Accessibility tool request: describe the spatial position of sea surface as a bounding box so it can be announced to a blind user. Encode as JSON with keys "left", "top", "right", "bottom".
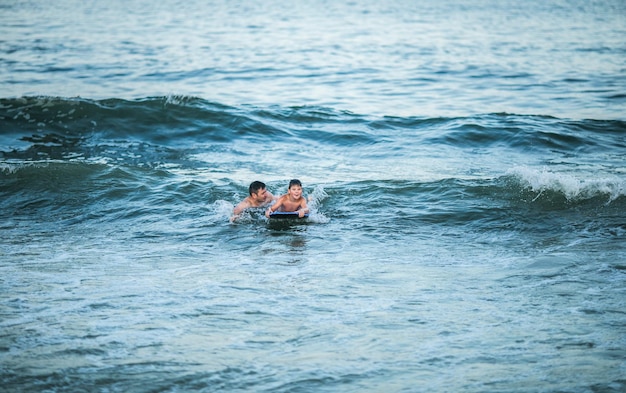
{"left": 1, "top": 1, "right": 625, "bottom": 392}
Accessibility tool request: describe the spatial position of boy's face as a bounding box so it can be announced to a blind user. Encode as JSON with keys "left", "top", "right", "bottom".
{"left": 252, "top": 187, "right": 267, "bottom": 202}
{"left": 288, "top": 185, "right": 302, "bottom": 199}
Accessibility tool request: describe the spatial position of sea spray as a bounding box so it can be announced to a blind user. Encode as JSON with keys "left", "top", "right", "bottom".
{"left": 508, "top": 166, "right": 626, "bottom": 204}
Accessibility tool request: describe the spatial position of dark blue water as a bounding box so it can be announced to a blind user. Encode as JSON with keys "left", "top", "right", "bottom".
{"left": 1, "top": 1, "right": 625, "bottom": 392}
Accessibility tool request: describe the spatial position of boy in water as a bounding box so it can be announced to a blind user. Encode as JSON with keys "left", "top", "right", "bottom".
{"left": 231, "top": 181, "right": 275, "bottom": 221}
{"left": 265, "top": 179, "right": 309, "bottom": 218}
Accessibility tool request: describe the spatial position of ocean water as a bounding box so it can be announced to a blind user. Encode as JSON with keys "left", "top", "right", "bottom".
{"left": 1, "top": 1, "right": 625, "bottom": 392}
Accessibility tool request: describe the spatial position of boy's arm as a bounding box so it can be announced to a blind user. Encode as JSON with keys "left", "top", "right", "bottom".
{"left": 265, "top": 197, "right": 283, "bottom": 217}
{"left": 298, "top": 198, "right": 309, "bottom": 217}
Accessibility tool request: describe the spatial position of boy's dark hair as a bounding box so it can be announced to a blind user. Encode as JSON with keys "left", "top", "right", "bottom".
{"left": 249, "top": 181, "right": 266, "bottom": 195}
{"left": 288, "top": 179, "right": 302, "bottom": 188}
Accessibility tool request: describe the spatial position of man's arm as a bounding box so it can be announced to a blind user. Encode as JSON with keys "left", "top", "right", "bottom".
{"left": 233, "top": 199, "right": 250, "bottom": 216}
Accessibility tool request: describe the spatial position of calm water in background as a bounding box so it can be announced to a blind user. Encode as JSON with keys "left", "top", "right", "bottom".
{"left": 1, "top": 1, "right": 625, "bottom": 392}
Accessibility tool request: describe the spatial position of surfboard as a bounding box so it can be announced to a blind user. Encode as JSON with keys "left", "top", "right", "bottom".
{"left": 269, "top": 211, "right": 309, "bottom": 219}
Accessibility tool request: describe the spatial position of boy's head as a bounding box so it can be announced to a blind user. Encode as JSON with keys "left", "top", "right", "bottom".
{"left": 287, "top": 179, "right": 303, "bottom": 199}
{"left": 288, "top": 179, "right": 302, "bottom": 189}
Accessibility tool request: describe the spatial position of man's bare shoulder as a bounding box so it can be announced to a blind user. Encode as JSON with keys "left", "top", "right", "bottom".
{"left": 240, "top": 197, "right": 255, "bottom": 207}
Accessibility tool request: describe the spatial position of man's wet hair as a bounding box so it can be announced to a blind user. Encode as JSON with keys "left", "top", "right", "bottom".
{"left": 249, "top": 181, "right": 266, "bottom": 195}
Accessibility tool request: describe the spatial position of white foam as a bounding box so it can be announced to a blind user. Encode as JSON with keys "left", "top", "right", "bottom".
{"left": 0, "top": 160, "right": 55, "bottom": 174}
{"left": 307, "top": 185, "right": 330, "bottom": 223}
{"left": 213, "top": 199, "right": 235, "bottom": 219}
{"left": 507, "top": 166, "right": 625, "bottom": 202}
{"left": 0, "top": 162, "right": 20, "bottom": 174}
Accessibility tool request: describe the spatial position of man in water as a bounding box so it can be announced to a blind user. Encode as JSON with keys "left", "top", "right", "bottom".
{"left": 231, "top": 181, "right": 275, "bottom": 221}
{"left": 265, "top": 179, "right": 309, "bottom": 218}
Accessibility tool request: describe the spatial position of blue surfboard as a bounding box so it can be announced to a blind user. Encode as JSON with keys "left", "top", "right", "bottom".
{"left": 269, "top": 211, "right": 309, "bottom": 219}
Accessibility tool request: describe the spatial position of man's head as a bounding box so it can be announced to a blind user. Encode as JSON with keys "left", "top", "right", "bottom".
{"left": 249, "top": 181, "right": 268, "bottom": 202}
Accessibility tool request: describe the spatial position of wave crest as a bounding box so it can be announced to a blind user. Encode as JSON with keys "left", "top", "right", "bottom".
{"left": 507, "top": 166, "right": 625, "bottom": 204}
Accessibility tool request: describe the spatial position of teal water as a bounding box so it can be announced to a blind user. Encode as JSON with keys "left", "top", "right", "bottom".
{"left": 2, "top": 0, "right": 625, "bottom": 119}
{"left": 1, "top": 1, "right": 626, "bottom": 392}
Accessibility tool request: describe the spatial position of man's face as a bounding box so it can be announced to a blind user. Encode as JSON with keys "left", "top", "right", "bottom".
{"left": 252, "top": 188, "right": 267, "bottom": 202}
